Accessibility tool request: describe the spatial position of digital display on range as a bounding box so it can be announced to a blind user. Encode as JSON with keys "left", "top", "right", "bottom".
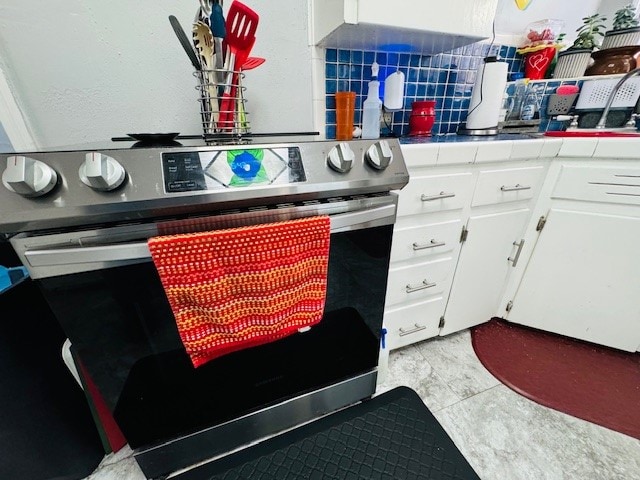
{"left": 162, "top": 147, "right": 306, "bottom": 193}
{"left": 163, "top": 152, "right": 207, "bottom": 193}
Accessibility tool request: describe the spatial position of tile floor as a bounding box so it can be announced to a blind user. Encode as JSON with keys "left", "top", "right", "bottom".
{"left": 85, "top": 330, "right": 640, "bottom": 479}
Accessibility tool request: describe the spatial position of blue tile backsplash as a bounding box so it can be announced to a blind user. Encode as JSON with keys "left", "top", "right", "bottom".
{"left": 323, "top": 42, "right": 596, "bottom": 138}
{"left": 325, "top": 43, "right": 525, "bottom": 138}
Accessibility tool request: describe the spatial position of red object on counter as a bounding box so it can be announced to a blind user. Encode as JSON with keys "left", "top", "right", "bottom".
{"left": 524, "top": 46, "right": 556, "bottom": 80}
{"left": 556, "top": 85, "right": 580, "bottom": 95}
{"left": 544, "top": 131, "right": 640, "bottom": 137}
{"left": 411, "top": 100, "right": 436, "bottom": 116}
{"left": 409, "top": 100, "right": 436, "bottom": 136}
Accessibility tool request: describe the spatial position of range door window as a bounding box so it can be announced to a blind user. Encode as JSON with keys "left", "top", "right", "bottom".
{"left": 38, "top": 220, "right": 393, "bottom": 448}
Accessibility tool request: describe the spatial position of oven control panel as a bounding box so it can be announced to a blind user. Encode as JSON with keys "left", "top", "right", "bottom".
{"left": 0, "top": 138, "right": 408, "bottom": 234}
{"left": 162, "top": 147, "right": 306, "bottom": 193}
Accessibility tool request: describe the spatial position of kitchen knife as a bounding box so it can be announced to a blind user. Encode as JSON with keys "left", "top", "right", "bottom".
{"left": 168, "top": 15, "right": 202, "bottom": 71}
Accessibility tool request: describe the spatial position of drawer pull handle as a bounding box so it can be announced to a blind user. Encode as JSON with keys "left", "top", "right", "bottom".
{"left": 500, "top": 184, "right": 531, "bottom": 192}
{"left": 421, "top": 191, "right": 456, "bottom": 202}
{"left": 399, "top": 323, "right": 427, "bottom": 336}
{"left": 508, "top": 239, "right": 525, "bottom": 267}
{"left": 606, "top": 192, "right": 640, "bottom": 197}
{"left": 406, "top": 280, "right": 436, "bottom": 293}
{"left": 412, "top": 239, "right": 446, "bottom": 251}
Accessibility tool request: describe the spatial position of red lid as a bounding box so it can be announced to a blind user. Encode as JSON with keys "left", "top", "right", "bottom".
{"left": 412, "top": 100, "right": 436, "bottom": 108}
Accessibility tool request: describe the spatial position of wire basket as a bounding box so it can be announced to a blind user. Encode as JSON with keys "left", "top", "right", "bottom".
{"left": 575, "top": 78, "right": 640, "bottom": 111}
{"left": 194, "top": 69, "right": 250, "bottom": 137}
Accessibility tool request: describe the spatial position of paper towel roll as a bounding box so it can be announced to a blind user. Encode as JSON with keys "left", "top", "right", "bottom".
{"left": 465, "top": 57, "right": 508, "bottom": 130}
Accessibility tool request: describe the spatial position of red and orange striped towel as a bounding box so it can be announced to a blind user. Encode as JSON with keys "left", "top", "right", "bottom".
{"left": 148, "top": 216, "right": 330, "bottom": 367}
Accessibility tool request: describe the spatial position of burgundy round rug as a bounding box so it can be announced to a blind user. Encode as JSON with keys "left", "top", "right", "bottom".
{"left": 471, "top": 319, "right": 640, "bottom": 440}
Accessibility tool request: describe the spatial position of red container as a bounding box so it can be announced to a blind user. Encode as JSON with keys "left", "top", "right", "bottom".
{"left": 409, "top": 100, "right": 436, "bottom": 136}
{"left": 411, "top": 100, "right": 436, "bottom": 116}
{"left": 524, "top": 46, "right": 556, "bottom": 80}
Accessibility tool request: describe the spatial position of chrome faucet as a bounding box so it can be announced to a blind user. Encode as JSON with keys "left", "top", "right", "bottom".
{"left": 596, "top": 67, "right": 640, "bottom": 129}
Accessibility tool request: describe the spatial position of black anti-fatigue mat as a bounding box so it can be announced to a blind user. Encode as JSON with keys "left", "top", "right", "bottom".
{"left": 176, "top": 386, "right": 480, "bottom": 480}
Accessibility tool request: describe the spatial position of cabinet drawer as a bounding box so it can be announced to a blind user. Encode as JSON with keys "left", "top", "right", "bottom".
{"left": 385, "top": 297, "right": 445, "bottom": 350}
{"left": 385, "top": 257, "right": 453, "bottom": 306}
{"left": 552, "top": 164, "right": 640, "bottom": 206}
{"left": 472, "top": 166, "right": 545, "bottom": 207}
{"left": 397, "top": 172, "right": 474, "bottom": 217}
{"left": 390, "top": 219, "right": 462, "bottom": 263}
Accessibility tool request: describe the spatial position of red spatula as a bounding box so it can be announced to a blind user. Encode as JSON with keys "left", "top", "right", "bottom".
{"left": 218, "top": 1, "right": 259, "bottom": 131}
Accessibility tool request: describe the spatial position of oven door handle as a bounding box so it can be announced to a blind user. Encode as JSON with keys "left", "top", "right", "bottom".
{"left": 24, "top": 204, "right": 397, "bottom": 268}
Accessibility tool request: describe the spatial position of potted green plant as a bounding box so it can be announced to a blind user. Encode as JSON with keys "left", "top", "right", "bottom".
{"left": 554, "top": 14, "right": 607, "bottom": 78}
{"left": 602, "top": 4, "right": 640, "bottom": 49}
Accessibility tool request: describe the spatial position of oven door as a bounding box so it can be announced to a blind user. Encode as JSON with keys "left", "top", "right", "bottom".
{"left": 10, "top": 194, "right": 397, "bottom": 478}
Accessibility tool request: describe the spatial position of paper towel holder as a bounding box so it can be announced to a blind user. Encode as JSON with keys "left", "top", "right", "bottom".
{"left": 457, "top": 56, "right": 507, "bottom": 136}
{"left": 457, "top": 124, "right": 499, "bottom": 136}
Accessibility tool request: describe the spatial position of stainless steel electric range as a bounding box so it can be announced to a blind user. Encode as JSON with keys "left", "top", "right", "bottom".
{"left": 0, "top": 136, "right": 409, "bottom": 479}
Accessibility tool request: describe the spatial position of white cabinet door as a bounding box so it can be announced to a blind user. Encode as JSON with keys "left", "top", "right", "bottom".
{"left": 508, "top": 209, "right": 640, "bottom": 352}
{"left": 440, "top": 209, "right": 530, "bottom": 335}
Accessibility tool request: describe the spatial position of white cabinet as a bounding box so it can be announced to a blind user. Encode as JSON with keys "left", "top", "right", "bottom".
{"left": 442, "top": 209, "right": 530, "bottom": 335}
{"left": 383, "top": 146, "right": 547, "bottom": 351}
{"left": 508, "top": 209, "right": 640, "bottom": 352}
{"left": 309, "top": 0, "right": 499, "bottom": 55}
{"left": 437, "top": 165, "right": 547, "bottom": 335}
{"left": 384, "top": 168, "right": 470, "bottom": 349}
{"left": 505, "top": 160, "right": 640, "bottom": 352}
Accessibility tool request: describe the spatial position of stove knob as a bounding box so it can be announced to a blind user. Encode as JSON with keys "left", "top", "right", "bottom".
{"left": 365, "top": 140, "right": 394, "bottom": 170}
{"left": 2, "top": 155, "right": 58, "bottom": 197}
{"left": 79, "top": 152, "right": 126, "bottom": 191}
{"left": 327, "top": 142, "right": 355, "bottom": 173}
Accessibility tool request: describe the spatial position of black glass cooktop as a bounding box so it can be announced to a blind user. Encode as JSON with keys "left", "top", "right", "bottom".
{"left": 0, "top": 132, "right": 322, "bottom": 155}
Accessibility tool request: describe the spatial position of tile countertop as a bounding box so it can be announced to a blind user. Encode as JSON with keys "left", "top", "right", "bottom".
{"left": 396, "top": 133, "right": 640, "bottom": 167}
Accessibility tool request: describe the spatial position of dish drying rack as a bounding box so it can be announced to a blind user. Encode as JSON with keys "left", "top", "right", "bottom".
{"left": 575, "top": 77, "right": 640, "bottom": 111}
{"left": 195, "top": 68, "right": 250, "bottom": 137}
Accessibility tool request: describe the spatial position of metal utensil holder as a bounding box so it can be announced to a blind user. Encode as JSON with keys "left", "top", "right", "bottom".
{"left": 194, "top": 68, "right": 250, "bottom": 137}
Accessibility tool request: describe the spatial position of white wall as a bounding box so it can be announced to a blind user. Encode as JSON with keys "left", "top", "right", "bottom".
{"left": 0, "top": 1, "right": 313, "bottom": 148}
{"left": 495, "top": 0, "right": 601, "bottom": 45}
{"left": 494, "top": 0, "right": 638, "bottom": 46}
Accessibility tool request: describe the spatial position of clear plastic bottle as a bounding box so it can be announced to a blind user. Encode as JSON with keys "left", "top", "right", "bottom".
{"left": 499, "top": 92, "right": 511, "bottom": 123}
{"left": 520, "top": 85, "right": 540, "bottom": 121}
{"left": 507, "top": 75, "right": 528, "bottom": 121}
{"left": 362, "top": 62, "right": 382, "bottom": 139}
